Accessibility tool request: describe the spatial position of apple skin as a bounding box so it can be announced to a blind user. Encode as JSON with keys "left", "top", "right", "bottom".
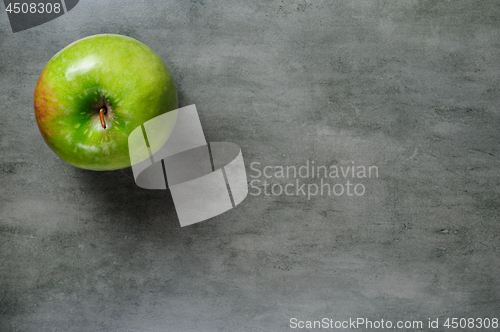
{"left": 34, "top": 34, "right": 178, "bottom": 171}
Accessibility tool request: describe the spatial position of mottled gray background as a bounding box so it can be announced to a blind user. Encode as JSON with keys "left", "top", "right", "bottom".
{"left": 1, "top": 1, "right": 499, "bottom": 331}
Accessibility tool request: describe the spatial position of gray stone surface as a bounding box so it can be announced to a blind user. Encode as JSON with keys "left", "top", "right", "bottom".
{"left": 1, "top": 0, "right": 499, "bottom": 331}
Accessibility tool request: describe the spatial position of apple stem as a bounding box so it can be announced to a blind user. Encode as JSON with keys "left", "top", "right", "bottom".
{"left": 99, "top": 108, "right": 106, "bottom": 129}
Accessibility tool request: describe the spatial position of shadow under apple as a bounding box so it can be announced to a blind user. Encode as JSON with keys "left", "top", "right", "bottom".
{"left": 71, "top": 166, "right": 180, "bottom": 233}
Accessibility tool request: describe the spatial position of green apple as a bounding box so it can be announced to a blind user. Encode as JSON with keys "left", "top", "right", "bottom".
{"left": 34, "top": 34, "right": 177, "bottom": 171}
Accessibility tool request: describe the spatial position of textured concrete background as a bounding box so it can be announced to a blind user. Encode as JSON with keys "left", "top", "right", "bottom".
{"left": 1, "top": 1, "right": 499, "bottom": 331}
